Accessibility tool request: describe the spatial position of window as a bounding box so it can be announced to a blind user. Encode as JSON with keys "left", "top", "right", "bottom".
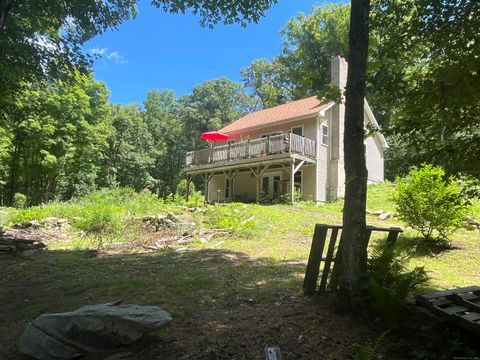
{"left": 225, "top": 178, "right": 231, "bottom": 198}
{"left": 291, "top": 126, "right": 303, "bottom": 137}
{"left": 321, "top": 124, "right": 329, "bottom": 146}
{"left": 294, "top": 171, "right": 302, "bottom": 192}
{"left": 262, "top": 177, "right": 269, "bottom": 194}
{"left": 261, "top": 131, "right": 282, "bottom": 138}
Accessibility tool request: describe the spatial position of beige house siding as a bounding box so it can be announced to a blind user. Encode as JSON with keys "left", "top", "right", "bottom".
{"left": 219, "top": 116, "right": 318, "bottom": 144}
{"left": 365, "top": 135, "right": 384, "bottom": 183}
{"left": 208, "top": 174, "right": 227, "bottom": 203}
{"left": 316, "top": 115, "right": 329, "bottom": 202}
{"left": 301, "top": 165, "right": 316, "bottom": 201}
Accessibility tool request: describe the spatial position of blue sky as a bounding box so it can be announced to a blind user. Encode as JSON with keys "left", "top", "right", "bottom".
{"left": 85, "top": 1, "right": 338, "bottom": 104}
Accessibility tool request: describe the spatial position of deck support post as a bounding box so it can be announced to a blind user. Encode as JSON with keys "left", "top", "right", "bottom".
{"left": 290, "top": 161, "right": 295, "bottom": 205}
{"left": 256, "top": 166, "right": 261, "bottom": 203}
{"left": 186, "top": 174, "right": 191, "bottom": 202}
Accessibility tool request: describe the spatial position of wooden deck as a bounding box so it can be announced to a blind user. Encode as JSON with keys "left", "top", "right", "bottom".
{"left": 185, "top": 133, "right": 316, "bottom": 170}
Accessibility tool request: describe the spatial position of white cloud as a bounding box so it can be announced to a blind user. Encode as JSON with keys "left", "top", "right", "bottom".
{"left": 88, "top": 47, "right": 126, "bottom": 64}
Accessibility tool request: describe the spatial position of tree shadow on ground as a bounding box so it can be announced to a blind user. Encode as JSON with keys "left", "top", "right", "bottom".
{"left": 0, "top": 247, "right": 375, "bottom": 360}
{"left": 388, "top": 234, "right": 461, "bottom": 258}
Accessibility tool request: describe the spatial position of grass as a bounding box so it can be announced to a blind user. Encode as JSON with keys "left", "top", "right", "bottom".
{"left": 0, "top": 183, "right": 479, "bottom": 358}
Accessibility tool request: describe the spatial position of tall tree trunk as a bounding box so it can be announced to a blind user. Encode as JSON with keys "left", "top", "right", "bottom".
{"left": 330, "top": 0, "right": 371, "bottom": 311}
{"left": 0, "top": 0, "right": 12, "bottom": 30}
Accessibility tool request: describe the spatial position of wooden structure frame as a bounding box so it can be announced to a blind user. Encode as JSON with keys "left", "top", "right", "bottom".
{"left": 303, "top": 224, "right": 403, "bottom": 294}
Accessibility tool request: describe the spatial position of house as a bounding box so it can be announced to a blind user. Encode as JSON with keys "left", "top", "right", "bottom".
{"left": 184, "top": 56, "right": 388, "bottom": 204}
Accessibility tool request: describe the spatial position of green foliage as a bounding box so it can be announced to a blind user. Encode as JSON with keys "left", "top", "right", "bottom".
{"left": 6, "top": 188, "right": 174, "bottom": 237}
{"left": 204, "top": 203, "right": 259, "bottom": 238}
{"left": 354, "top": 331, "right": 389, "bottom": 360}
{"left": 150, "top": 0, "right": 278, "bottom": 28}
{"left": 279, "top": 189, "right": 302, "bottom": 204}
{"left": 394, "top": 165, "right": 471, "bottom": 241}
{"left": 367, "top": 245, "right": 428, "bottom": 322}
{"left": 372, "top": 0, "right": 480, "bottom": 178}
{"left": 241, "top": 4, "right": 350, "bottom": 108}
{"left": 12, "top": 193, "right": 27, "bottom": 209}
{"left": 176, "top": 179, "right": 195, "bottom": 197}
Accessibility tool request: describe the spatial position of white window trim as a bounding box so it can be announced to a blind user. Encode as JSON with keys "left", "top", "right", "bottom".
{"left": 291, "top": 125, "right": 304, "bottom": 137}
{"left": 321, "top": 124, "right": 329, "bottom": 147}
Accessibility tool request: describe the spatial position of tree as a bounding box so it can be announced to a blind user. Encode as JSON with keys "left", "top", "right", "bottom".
{"left": 1, "top": 0, "right": 278, "bottom": 123}
{"left": 105, "top": 104, "right": 156, "bottom": 191}
{"left": 241, "top": 4, "right": 350, "bottom": 108}
{"left": 240, "top": 58, "right": 295, "bottom": 108}
{"left": 179, "top": 78, "right": 256, "bottom": 150}
{"left": 0, "top": 0, "right": 137, "bottom": 122}
{"left": 371, "top": 0, "right": 480, "bottom": 178}
{"left": 2, "top": 73, "right": 111, "bottom": 204}
{"left": 330, "top": 0, "right": 371, "bottom": 311}
{"left": 144, "top": 89, "right": 185, "bottom": 196}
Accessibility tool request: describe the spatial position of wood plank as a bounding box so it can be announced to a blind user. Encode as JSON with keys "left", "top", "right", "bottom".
{"left": 318, "top": 228, "right": 339, "bottom": 292}
{"left": 303, "top": 224, "right": 329, "bottom": 295}
{"left": 440, "top": 305, "right": 469, "bottom": 315}
{"left": 450, "top": 293, "right": 480, "bottom": 312}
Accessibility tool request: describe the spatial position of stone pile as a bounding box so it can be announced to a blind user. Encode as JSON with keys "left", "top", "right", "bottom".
{"left": 142, "top": 212, "right": 195, "bottom": 234}
{"left": 465, "top": 218, "right": 480, "bottom": 232}
{"left": 12, "top": 217, "right": 69, "bottom": 230}
{"left": 0, "top": 226, "right": 46, "bottom": 258}
{"left": 366, "top": 209, "right": 395, "bottom": 220}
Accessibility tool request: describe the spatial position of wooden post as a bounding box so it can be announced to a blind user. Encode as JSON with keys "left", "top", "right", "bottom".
{"left": 255, "top": 167, "right": 261, "bottom": 203}
{"left": 290, "top": 160, "right": 295, "bottom": 205}
{"left": 204, "top": 174, "right": 208, "bottom": 204}
{"left": 303, "top": 224, "right": 329, "bottom": 294}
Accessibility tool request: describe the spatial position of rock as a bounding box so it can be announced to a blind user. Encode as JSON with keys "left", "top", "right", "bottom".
{"left": 379, "top": 211, "right": 393, "bottom": 220}
{"left": 18, "top": 303, "right": 172, "bottom": 360}
{"left": 166, "top": 212, "right": 180, "bottom": 223}
{"left": 373, "top": 210, "right": 384, "bottom": 215}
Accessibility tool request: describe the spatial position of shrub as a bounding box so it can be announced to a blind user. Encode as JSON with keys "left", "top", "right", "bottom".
{"left": 394, "top": 164, "right": 470, "bottom": 241}
{"left": 367, "top": 245, "right": 429, "bottom": 322}
{"left": 12, "top": 193, "right": 27, "bottom": 209}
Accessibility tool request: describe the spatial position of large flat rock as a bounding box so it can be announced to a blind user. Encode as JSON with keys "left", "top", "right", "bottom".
{"left": 18, "top": 303, "right": 172, "bottom": 360}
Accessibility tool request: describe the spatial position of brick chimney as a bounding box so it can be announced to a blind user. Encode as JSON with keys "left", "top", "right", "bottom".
{"left": 328, "top": 56, "right": 348, "bottom": 200}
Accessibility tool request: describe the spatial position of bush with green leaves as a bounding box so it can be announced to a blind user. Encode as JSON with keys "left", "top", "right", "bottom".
{"left": 367, "top": 245, "right": 428, "bottom": 322}
{"left": 12, "top": 193, "right": 27, "bottom": 209}
{"left": 394, "top": 164, "right": 470, "bottom": 241}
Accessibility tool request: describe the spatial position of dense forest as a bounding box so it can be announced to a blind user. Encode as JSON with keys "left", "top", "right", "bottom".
{"left": 1, "top": 2, "right": 478, "bottom": 206}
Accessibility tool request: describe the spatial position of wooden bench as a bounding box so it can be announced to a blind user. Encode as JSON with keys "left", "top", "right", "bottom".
{"left": 303, "top": 224, "right": 403, "bottom": 295}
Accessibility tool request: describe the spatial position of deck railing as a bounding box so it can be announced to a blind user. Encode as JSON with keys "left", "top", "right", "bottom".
{"left": 186, "top": 133, "right": 316, "bottom": 167}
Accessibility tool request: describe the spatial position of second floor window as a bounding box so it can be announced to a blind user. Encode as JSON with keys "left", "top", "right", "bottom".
{"left": 291, "top": 126, "right": 303, "bottom": 137}
{"left": 321, "top": 124, "right": 329, "bottom": 146}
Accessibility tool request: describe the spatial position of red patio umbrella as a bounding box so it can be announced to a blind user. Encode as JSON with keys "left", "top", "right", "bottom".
{"left": 200, "top": 131, "right": 230, "bottom": 141}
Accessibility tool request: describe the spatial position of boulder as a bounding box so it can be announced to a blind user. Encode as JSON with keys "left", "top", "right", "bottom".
{"left": 379, "top": 211, "right": 393, "bottom": 220}
{"left": 18, "top": 302, "right": 172, "bottom": 360}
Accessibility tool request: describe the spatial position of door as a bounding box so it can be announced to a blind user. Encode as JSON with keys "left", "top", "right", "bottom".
{"left": 261, "top": 172, "right": 282, "bottom": 200}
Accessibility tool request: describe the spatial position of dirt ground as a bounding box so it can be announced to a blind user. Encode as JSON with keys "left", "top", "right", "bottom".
{"left": 1, "top": 239, "right": 479, "bottom": 359}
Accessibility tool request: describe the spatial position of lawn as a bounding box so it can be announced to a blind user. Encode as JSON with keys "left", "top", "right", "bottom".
{"left": 0, "top": 184, "right": 479, "bottom": 359}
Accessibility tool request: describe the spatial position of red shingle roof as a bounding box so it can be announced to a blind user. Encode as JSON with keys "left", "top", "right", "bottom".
{"left": 220, "top": 96, "right": 334, "bottom": 134}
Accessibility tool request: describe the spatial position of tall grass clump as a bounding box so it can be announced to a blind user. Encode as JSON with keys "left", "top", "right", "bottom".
{"left": 204, "top": 203, "right": 260, "bottom": 238}
{"left": 4, "top": 188, "right": 173, "bottom": 237}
